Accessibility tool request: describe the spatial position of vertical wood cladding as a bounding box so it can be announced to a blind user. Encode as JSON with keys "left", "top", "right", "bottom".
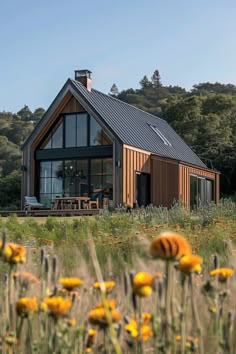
{"left": 61, "top": 96, "right": 85, "bottom": 113}
{"left": 179, "top": 164, "right": 219, "bottom": 207}
{"left": 151, "top": 156, "right": 179, "bottom": 208}
{"left": 123, "top": 146, "right": 151, "bottom": 206}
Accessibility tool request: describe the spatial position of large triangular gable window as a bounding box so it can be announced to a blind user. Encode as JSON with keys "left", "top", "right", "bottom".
{"left": 149, "top": 124, "right": 172, "bottom": 146}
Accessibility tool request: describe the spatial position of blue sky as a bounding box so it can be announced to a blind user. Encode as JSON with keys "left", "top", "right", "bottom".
{"left": 0, "top": 0, "right": 236, "bottom": 112}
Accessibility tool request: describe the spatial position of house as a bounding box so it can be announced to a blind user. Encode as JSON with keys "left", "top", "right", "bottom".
{"left": 22, "top": 70, "right": 220, "bottom": 209}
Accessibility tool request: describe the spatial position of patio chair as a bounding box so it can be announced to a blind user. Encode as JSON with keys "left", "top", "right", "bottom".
{"left": 24, "top": 196, "right": 43, "bottom": 211}
{"left": 89, "top": 198, "right": 99, "bottom": 209}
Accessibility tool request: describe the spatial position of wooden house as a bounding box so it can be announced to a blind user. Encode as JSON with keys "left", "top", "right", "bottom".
{"left": 22, "top": 70, "right": 220, "bottom": 209}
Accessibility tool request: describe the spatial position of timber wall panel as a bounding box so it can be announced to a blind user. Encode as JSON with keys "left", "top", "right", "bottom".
{"left": 123, "top": 146, "right": 151, "bottom": 206}
{"left": 61, "top": 96, "right": 85, "bottom": 113}
{"left": 151, "top": 156, "right": 179, "bottom": 208}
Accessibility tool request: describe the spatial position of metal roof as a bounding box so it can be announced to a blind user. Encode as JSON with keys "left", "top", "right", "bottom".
{"left": 23, "top": 78, "right": 206, "bottom": 168}
{"left": 70, "top": 79, "right": 206, "bottom": 168}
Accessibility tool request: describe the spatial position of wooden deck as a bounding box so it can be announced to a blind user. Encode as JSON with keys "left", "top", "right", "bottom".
{"left": 0, "top": 208, "right": 100, "bottom": 217}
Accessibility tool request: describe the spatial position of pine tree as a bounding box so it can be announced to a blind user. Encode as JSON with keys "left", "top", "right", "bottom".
{"left": 151, "top": 70, "right": 162, "bottom": 88}
{"left": 110, "top": 83, "right": 119, "bottom": 96}
{"left": 139, "top": 75, "right": 151, "bottom": 89}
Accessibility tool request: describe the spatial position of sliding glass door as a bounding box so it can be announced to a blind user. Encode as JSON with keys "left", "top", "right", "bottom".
{"left": 39, "top": 158, "right": 113, "bottom": 207}
{"left": 190, "top": 175, "right": 214, "bottom": 209}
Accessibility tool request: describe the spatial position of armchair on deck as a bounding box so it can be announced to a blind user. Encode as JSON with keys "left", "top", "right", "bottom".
{"left": 24, "top": 196, "right": 43, "bottom": 211}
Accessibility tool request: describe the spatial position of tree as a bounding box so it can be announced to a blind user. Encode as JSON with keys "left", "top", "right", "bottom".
{"left": 151, "top": 70, "right": 162, "bottom": 88}
{"left": 17, "top": 105, "right": 32, "bottom": 121}
{"left": 31, "top": 108, "right": 45, "bottom": 124}
{"left": 110, "top": 83, "right": 119, "bottom": 96}
{"left": 139, "top": 75, "right": 151, "bottom": 89}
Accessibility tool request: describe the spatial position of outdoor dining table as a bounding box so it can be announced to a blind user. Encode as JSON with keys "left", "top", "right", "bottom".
{"left": 53, "top": 197, "right": 90, "bottom": 210}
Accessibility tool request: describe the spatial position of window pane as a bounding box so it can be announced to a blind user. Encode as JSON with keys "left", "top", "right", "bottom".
{"left": 40, "top": 178, "right": 51, "bottom": 194}
{"left": 206, "top": 180, "right": 213, "bottom": 204}
{"left": 52, "top": 161, "right": 63, "bottom": 178}
{"left": 190, "top": 176, "right": 198, "bottom": 209}
{"left": 103, "top": 158, "right": 113, "bottom": 175}
{"left": 65, "top": 115, "right": 76, "bottom": 147}
{"left": 40, "top": 161, "right": 51, "bottom": 178}
{"left": 52, "top": 178, "right": 63, "bottom": 194}
{"left": 77, "top": 114, "right": 87, "bottom": 146}
{"left": 52, "top": 123, "right": 63, "bottom": 148}
{"left": 43, "top": 136, "right": 52, "bottom": 149}
{"left": 90, "top": 116, "right": 101, "bottom": 146}
{"left": 64, "top": 177, "right": 76, "bottom": 196}
{"left": 91, "top": 159, "right": 102, "bottom": 175}
{"left": 39, "top": 194, "right": 51, "bottom": 208}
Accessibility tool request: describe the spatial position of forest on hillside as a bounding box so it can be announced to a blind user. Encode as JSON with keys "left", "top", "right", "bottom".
{"left": 0, "top": 70, "right": 236, "bottom": 209}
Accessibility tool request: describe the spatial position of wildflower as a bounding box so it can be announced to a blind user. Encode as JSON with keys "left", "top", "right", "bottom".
{"left": 13, "top": 272, "right": 40, "bottom": 284}
{"left": 209, "top": 268, "right": 234, "bottom": 282}
{"left": 150, "top": 232, "right": 191, "bottom": 260}
{"left": 88, "top": 301, "right": 121, "bottom": 326}
{"left": 95, "top": 299, "right": 117, "bottom": 310}
{"left": 178, "top": 255, "right": 203, "bottom": 274}
{"left": 0, "top": 241, "right": 26, "bottom": 264}
{"left": 59, "top": 277, "right": 83, "bottom": 291}
{"left": 124, "top": 313, "right": 153, "bottom": 341}
{"left": 85, "top": 329, "right": 97, "bottom": 352}
{"left": 132, "top": 272, "right": 161, "bottom": 297}
{"left": 93, "top": 281, "right": 116, "bottom": 292}
{"left": 16, "top": 297, "right": 38, "bottom": 318}
{"left": 43, "top": 296, "right": 72, "bottom": 316}
{"left": 65, "top": 318, "right": 77, "bottom": 327}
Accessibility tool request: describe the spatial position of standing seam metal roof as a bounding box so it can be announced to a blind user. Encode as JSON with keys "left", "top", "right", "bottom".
{"left": 70, "top": 79, "right": 206, "bottom": 168}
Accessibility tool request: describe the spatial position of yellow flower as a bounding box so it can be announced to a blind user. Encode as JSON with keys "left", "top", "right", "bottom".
{"left": 94, "top": 299, "right": 117, "bottom": 310}
{"left": 13, "top": 271, "right": 40, "bottom": 284}
{"left": 133, "top": 272, "right": 160, "bottom": 297}
{"left": 16, "top": 297, "right": 38, "bottom": 317}
{"left": 150, "top": 232, "right": 191, "bottom": 260}
{"left": 86, "top": 329, "right": 97, "bottom": 352}
{"left": 65, "top": 318, "right": 77, "bottom": 327}
{"left": 93, "top": 281, "right": 116, "bottom": 292}
{"left": 43, "top": 296, "right": 72, "bottom": 316}
{"left": 0, "top": 241, "right": 26, "bottom": 264}
{"left": 124, "top": 313, "right": 153, "bottom": 341}
{"left": 88, "top": 301, "right": 121, "bottom": 326}
{"left": 178, "top": 255, "right": 203, "bottom": 274}
{"left": 209, "top": 268, "right": 234, "bottom": 282}
{"left": 59, "top": 277, "right": 83, "bottom": 291}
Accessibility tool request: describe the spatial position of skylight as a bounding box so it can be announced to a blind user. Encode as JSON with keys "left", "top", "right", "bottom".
{"left": 149, "top": 124, "right": 172, "bottom": 146}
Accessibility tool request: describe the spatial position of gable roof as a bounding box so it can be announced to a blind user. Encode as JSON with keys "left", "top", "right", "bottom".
{"left": 23, "top": 78, "right": 207, "bottom": 168}
{"left": 70, "top": 79, "right": 206, "bottom": 168}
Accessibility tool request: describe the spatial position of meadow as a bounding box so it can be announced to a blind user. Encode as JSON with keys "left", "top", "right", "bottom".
{"left": 0, "top": 199, "right": 236, "bottom": 353}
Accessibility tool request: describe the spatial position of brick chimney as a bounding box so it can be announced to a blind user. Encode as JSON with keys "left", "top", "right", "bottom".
{"left": 74, "top": 69, "right": 92, "bottom": 92}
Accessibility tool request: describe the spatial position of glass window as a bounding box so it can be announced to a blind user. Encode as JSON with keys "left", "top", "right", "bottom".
{"left": 90, "top": 116, "right": 112, "bottom": 146}
{"left": 206, "top": 180, "right": 214, "bottom": 204}
{"left": 52, "top": 123, "right": 63, "bottom": 148}
{"left": 91, "top": 159, "right": 102, "bottom": 175}
{"left": 65, "top": 115, "right": 76, "bottom": 147}
{"left": 40, "top": 161, "right": 51, "bottom": 178}
{"left": 77, "top": 114, "right": 87, "bottom": 146}
{"left": 52, "top": 161, "right": 63, "bottom": 178}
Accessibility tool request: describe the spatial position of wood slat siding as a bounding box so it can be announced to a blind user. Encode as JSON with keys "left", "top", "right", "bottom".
{"left": 151, "top": 156, "right": 179, "bottom": 208}
{"left": 179, "top": 164, "right": 219, "bottom": 207}
{"left": 61, "top": 95, "right": 85, "bottom": 113}
{"left": 123, "top": 145, "right": 151, "bottom": 206}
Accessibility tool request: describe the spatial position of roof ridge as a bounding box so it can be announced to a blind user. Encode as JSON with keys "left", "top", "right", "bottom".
{"left": 70, "top": 79, "right": 167, "bottom": 124}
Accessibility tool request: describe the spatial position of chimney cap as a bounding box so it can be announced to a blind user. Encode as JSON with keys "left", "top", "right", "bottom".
{"left": 74, "top": 69, "right": 92, "bottom": 79}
